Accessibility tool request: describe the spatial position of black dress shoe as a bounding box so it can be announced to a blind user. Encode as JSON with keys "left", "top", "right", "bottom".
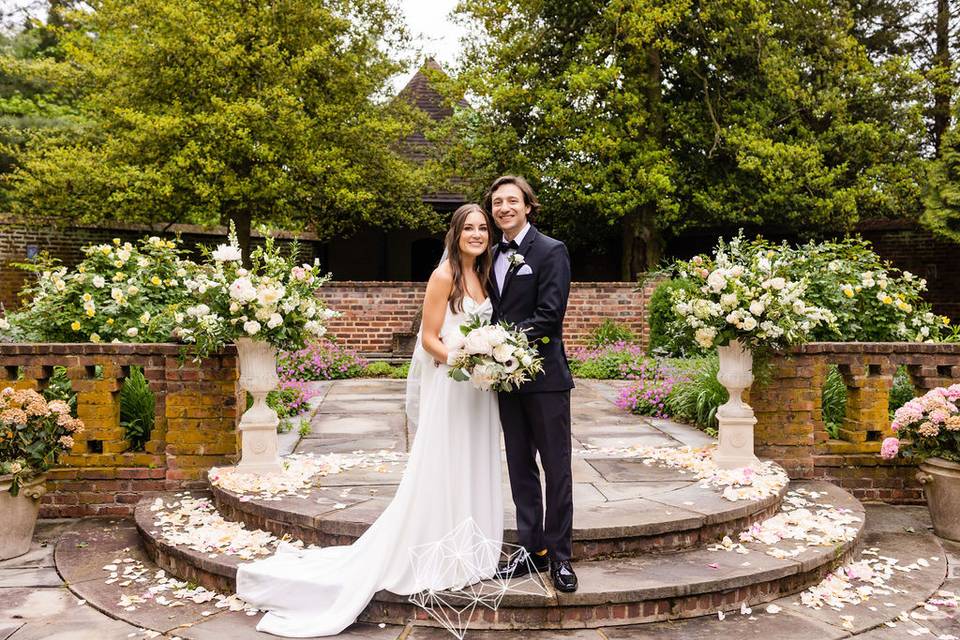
{"left": 495, "top": 549, "right": 549, "bottom": 580}
{"left": 551, "top": 559, "right": 578, "bottom": 592}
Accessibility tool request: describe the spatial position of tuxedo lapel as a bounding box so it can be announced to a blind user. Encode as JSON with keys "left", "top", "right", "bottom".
{"left": 489, "top": 244, "right": 502, "bottom": 306}
{"left": 499, "top": 226, "right": 539, "bottom": 303}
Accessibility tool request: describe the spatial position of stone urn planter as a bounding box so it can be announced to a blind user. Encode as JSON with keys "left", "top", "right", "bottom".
{"left": 714, "top": 339, "right": 760, "bottom": 469}
{"left": 235, "top": 337, "right": 283, "bottom": 474}
{"left": 916, "top": 457, "right": 960, "bottom": 542}
{"left": 0, "top": 473, "right": 47, "bottom": 560}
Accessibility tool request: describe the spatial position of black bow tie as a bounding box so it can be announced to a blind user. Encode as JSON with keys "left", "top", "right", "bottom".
{"left": 498, "top": 239, "right": 519, "bottom": 253}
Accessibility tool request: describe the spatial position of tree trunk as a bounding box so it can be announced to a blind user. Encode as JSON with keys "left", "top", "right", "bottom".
{"left": 621, "top": 207, "right": 664, "bottom": 281}
{"left": 933, "top": 0, "right": 951, "bottom": 155}
{"left": 227, "top": 209, "right": 253, "bottom": 266}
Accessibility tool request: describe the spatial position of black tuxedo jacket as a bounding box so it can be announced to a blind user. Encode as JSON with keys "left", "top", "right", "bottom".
{"left": 491, "top": 225, "right": 575, "bottom": 394}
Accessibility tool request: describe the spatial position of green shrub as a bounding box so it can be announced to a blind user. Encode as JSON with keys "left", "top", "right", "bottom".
{"left": 42, "top": 366, "right": 77, "bottom": 417}
{"left": 588, "top": 319, "right": 635, "bottom": 348}
{"left": 568, "top": 342, "right": 646, "bottom": 379}
{"left": 648, "top": 278, "right": 703, "bottom": 356}
{"left": 120, "top": 366, "right": 155, "bottom": 451}
{"left": 363, "top": 361, "right": 395, "bottom": 377}
{"left": 389, "top": 362, "right": 410, "bottom": 379}
{"left": 889, "top": 366, "right": 916, "bottom": 413}
{"left": 822, "top": 365, "right": 846, "bottom": 439}
{"left": 665, "top": 356, "right": 725, "bottom": 434}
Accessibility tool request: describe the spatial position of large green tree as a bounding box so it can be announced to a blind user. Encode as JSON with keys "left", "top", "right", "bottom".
{"left": 4, "top": 0, "right": 438, "bottom": 256}
{"left": 446, "top": 0, "right": 927, "bottom": 278}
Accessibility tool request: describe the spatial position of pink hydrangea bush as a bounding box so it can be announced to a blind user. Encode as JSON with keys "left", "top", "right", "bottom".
{"left": 881, "top": 384, "right": 960, "bottom": 462}
{"left": 0, "top": 387, "right": 85, "bottom": 495}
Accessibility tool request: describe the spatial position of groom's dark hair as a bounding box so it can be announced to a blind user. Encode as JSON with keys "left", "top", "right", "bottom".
{"left": 484, "top": 175, "right": 540, "bottom": 222}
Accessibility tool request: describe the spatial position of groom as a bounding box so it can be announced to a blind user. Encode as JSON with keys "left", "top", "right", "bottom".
{"left": 486, "top": 175, "right": 577, "bottom": 593}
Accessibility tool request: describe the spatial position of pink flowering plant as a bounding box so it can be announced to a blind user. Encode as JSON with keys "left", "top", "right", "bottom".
{"left": 615, "top": 360, "right": 687, "bottom": 418}
{"left": 881, "top": 384, "right": 960, "bottom": 463}
{"left": 0, "top": 387, "right": 85, "bottom": 496}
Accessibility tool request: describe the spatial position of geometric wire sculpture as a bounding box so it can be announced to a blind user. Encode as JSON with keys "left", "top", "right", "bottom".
{"left": 408, "top": 518, "right": 549, "bottom": 639}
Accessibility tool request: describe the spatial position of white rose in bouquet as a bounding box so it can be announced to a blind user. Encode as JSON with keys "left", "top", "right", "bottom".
{"left": 749, "top": 300, "right": 765, "bottom": 316}
{"left": 257, "top": 284, "right": 285, "bottom": 306}
{"left": 267, "top": 313, "right": 283, "bottom": 329}
{"left": 720, "top": 293, "right": 738, "bottom": 310}
{"left": 470, "top": 363, "right": 498, "bottom": 391}
{"left": 243, "top": 320, "right": 261, "bottom": 335}
{"left": 464, "top": 329, "right": 494, "bottom": 356}
{"left": 695, "top": 326, "right": 717, "bottom": 349}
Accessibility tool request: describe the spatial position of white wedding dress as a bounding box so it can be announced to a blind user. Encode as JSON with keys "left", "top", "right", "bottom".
{"left": 236, "top": 296, "right": 503, "bottom": 638}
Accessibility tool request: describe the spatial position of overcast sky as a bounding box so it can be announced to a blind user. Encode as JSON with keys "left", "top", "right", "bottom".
{"left": 393, "top": 0, "right": 466, "bottom": 92}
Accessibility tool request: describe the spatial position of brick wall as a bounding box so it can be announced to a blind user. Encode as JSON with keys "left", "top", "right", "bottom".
{"left": 754, "top": 342, "right": 960, "bottom": 504}
{"left": 0, "top": 343, "right": 240, "bottom": 517}
{"left": 316, "top": 279, "right": 661, "bottom": 355}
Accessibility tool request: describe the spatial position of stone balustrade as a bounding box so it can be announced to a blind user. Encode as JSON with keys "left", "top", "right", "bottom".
{"left": 753, "top": 342, "right": 960, "bottom": 503}
{"left": 0, "top": 343, "right": 240, "bottom": 517}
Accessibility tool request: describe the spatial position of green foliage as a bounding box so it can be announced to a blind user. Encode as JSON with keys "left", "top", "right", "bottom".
{"left": 889, "top": 366, "right": 916, "bottom": 414}
{"left": 922, "top": 125, "right": 960, "bottom": 244}
{"left": 648, "top": 279, "right": 702, "bottom": 356}
{"left": 5, "top": 0, "right": 439, "bottom": 245}
{"left": 119, "top": 366, "right": 155, "bottom": 451}
{"left": 777, "top": 237, "right": 948, "bottom": 342}
{"left": 389, "top": 362, "right": 410, "bottom": 379}
{"left": 446, "top": 0, "right": 925, "bottom": 274}
{"left": 587, "top": 319, "right": 635, "bottom": 349}
{"left": 665, "top": 356, "right": 726, "bottom": 433}
{"left": 363, "top": 361, "right": 396, "bottom": 377}
{"left": 266, "top": 388, "right": 304, "bottom": 421}
{"left": 568, "top": 343, "right": 646, "bottom": 380}
{"left": 297, "top": 418, "right": 311, "bottom": 437}
{"left": 822, "top": 365, "right": 846, "bottom": 439}
{"left": 41, "top": 366, "right": 77, "bottom": 417}
{"left": 5, "top": 236, "right": 193, "bottom": 343}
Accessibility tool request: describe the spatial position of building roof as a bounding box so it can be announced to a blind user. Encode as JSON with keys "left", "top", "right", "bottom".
{"left": 397, "top": 58, "right": 469, "bottom": 206}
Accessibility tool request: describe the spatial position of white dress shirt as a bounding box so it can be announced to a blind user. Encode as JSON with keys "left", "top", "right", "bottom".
{"left": 494, "top": 222, "right": 531, "bottom": 294}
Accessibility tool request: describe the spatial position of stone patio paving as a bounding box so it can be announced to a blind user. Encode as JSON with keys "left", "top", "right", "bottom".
{"left": 2, "top": 379, "right": 959, "bottom": 639}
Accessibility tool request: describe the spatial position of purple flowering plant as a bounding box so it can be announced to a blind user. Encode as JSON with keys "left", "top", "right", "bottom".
{"left": 278, "top": 338, "right": 369, "bottom": 382}
{"left": 614, "top": 360, "right": 688, "bottom": 419}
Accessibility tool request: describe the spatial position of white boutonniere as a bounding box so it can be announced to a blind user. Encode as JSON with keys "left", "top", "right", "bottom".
{"left": 508, "top": 253, "right": 525, "bottom": 267}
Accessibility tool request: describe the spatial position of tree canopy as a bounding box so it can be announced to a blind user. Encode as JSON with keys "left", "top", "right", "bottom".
{"left": 444, "top": 0, "right": 929, "bottom": 277}
{"left": 3, "top": 0, "right": 439, "bottom": 255}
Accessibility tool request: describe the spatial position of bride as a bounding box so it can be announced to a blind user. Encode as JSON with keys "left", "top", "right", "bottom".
{"left": 236, "top": 203, "right": 503, "bottom": 637}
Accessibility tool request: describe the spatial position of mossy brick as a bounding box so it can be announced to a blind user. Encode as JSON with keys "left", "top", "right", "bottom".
{"left": 116, "top": 467, "right": 166, "bottom": 479}
{"left": 112, "top": 453, "right": 164, "bottom": 467}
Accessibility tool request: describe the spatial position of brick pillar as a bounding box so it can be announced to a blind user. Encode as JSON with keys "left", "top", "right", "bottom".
{"left": 163, "top": 350, "right": 240, "bottom": 488}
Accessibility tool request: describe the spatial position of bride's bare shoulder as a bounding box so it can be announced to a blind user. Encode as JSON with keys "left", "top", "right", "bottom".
{"left": 429, "top": 261, "right": 454, "bottom": 286}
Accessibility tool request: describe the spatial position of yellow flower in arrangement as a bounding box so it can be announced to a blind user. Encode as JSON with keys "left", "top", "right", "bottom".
{"left": 100, "top": 246, "right": 111, "bottom": 255}
{"left": 106, "top": 318, "right": 114, "bottom": 325}
{"left": 841, "top": 285, "right": 854, "bottom": 298}
{"left": 82, "top": 293, "right": 92, "bottom": 302}
{"left": 944, "top": 316, "right": 952, "bottom": 326}
{"left": 113, "top": 238, "right": 121, "bottom": 245}
{"left": 165, "top": 241, "right": 175, "bottom": 249}
{"left": 113, "top": 273, "right": 125, "bottom": 282}
{"left": 114, "top": 260, "right": 124, "bottom": 268}
{"left": 150, "top": 276, "right": 162, "bottom": 286}
{"left": 78, "top": 265, "right": 86, "bottom": 273}
{"left": 90, "top": 333, "right": 101, "bottom": 343}
{"left": 881, "top": 295, "right": 893, "bottom": 305}
{"left": 71, "top": 321, "right": 81, "bottom": 331}
{"left": 85, "top": 308, "right": 95, "bottom": 317}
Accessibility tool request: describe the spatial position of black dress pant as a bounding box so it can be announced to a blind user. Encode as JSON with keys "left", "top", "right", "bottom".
{"left": 498, "top": 390, "right": 573, "bottom": 561}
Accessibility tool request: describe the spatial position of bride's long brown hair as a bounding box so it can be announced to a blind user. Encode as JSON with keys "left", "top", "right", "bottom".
{"left": 445, "top": 204, "right": 493, "bottom": 313}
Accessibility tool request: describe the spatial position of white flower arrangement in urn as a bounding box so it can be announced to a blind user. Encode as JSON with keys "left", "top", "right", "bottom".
{"left": 668, "top": 233, "right": 836, "bottom": 469}
{"left": 174, "top": 225, "right": 337, "bottom": 474}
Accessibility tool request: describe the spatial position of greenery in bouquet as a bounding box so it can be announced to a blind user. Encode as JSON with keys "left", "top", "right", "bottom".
{"left": 2, "top": 236, "right": 194, "bottom": 343}
{"left": 668, "top": 233, "right": 835, "bottom": 357}
{"left": 776, "top": 238, "right": 949, "bottom": 342}
{"left": 0, "top": 387, "right": 85, "bottom": 496}
{"left": 446, "top": 315, "right": 546, "bottom": 392}
{"left": 174, "top": 227, "right": 337, "bottom": 358}
{"left": 881, "top": 384, "right": 960, "bottom": 463}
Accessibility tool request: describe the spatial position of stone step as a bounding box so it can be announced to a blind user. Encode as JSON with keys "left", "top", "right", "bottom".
{"left": 206, "top": 463, "right": 787, "bottom": 561}
{"left": 134, "top": 480, "right": 865, "bottom": 630}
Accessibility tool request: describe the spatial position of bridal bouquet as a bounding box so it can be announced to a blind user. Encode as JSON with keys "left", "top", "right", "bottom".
{"left": 446, "top": 316, "right": 545, "bottom": 392}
